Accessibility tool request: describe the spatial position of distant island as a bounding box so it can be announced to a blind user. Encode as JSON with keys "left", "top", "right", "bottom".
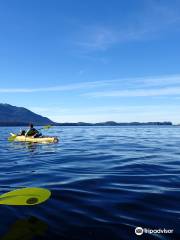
{"left": 0, "top": 103, "right": 173, "bottom": 126}
{"left": 56, "top": 121, "right": 173, "bottom": 126}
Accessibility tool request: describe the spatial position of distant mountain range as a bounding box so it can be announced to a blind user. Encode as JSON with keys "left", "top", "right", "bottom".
{"left": 57, "top": 121, "right": 173, "bottom": 126}
{"left": 0, "top": 103, "right": 173, "bottom": 126}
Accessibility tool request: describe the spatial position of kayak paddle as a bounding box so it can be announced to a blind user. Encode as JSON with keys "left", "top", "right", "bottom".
{"left": 0, "top": 187, "right": 51, "bottom": 205}
{"left": 41, "top": 125, "right": 52, "bottom": 130}
{"left": 37, "top": 125, "right": 52, "bottom": 131}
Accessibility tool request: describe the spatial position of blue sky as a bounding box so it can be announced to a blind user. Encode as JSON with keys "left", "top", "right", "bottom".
{"left": 0, "top": 0, "right": 180, "bottom": 123}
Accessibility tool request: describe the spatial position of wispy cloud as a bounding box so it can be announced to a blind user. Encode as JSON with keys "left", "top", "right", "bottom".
{"left": 1, "top": 73, "right": 180, "bottom": 94}
{"left": 75, "top": 1, "right": 180, "bottom": 51}
{"left": 82, "top": 74, "right": 180, "bottom": 98}
{"left": 84, "top": 87, "right": 180, "bottom": 98}
{"left": 134, "top": 74, "right": 180, "bottom": 87}
{"left": 76, "top": 26, "right": 117, "bottom": 51}
{"left": 82, "top": 74, "right": 180, "bottom": 97}
{"left": 0, "top": 80, "right": 114, "bottom": 93}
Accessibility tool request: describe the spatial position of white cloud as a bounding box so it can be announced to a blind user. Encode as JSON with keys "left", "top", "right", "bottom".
{"left": 0, "top": 80, "right": 113, "bottom": 93}
{"left": 135, "top": 74, "right": 180, "bottom": 87}
{"left": 1, "top": 74, "right": 180, "bottom": 94}
{"left": 84, "top": 87, "right": 180, "bottom": 98}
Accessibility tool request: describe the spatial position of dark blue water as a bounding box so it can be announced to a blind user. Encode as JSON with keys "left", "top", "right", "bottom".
{"left": 0, "top": 126, "right": 179, "bottom": 240}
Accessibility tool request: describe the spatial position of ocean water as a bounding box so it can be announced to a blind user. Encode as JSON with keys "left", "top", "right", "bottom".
{"left": 0, "top": 126, "right": 179, "bottom": 240}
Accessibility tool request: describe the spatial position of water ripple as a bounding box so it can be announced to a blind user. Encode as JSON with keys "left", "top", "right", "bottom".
{"left": 0, "top": 126, "right": 179, "bottom": 239}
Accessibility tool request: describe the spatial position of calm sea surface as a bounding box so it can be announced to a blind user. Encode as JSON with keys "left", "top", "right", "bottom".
{"left": 0, "top": 126, "right": 179, "bottom": 240}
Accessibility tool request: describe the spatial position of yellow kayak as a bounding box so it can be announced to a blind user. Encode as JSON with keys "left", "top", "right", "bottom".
{"left": 10, "top": 133, "right": 59, "bottom": 143}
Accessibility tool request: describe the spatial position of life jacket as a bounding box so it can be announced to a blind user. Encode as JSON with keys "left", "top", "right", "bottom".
{"left": 26, "top": 128, "right": 39, "bottom": 136}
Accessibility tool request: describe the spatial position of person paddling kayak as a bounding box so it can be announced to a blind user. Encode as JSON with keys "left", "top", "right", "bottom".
{"left": 25, "top": 123, "right": 42, "bottom": 138}
{"left": 9, "top": 124, "right": 59, "bottom": 143}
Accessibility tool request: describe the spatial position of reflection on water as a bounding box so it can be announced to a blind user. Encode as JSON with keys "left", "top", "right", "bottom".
{"left": 0, "top": 216, "right": 47, "bottom": 240}
{"left": 9, "top": 141, "right": 58, "bottom": 154}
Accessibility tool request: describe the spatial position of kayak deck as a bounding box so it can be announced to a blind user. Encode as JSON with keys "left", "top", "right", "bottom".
{"left": 11, "top": 134, "right": 59, "bottom": 143}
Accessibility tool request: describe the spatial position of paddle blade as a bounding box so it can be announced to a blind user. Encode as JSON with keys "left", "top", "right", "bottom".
{"left": 8, "top": 133, "right": 17, "bottom": 142}
{"left": 0, "top": 188, "right": 51, "bottom": 206}
{"left": 43, "top": 125, "right": 52, "bottom": 130}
